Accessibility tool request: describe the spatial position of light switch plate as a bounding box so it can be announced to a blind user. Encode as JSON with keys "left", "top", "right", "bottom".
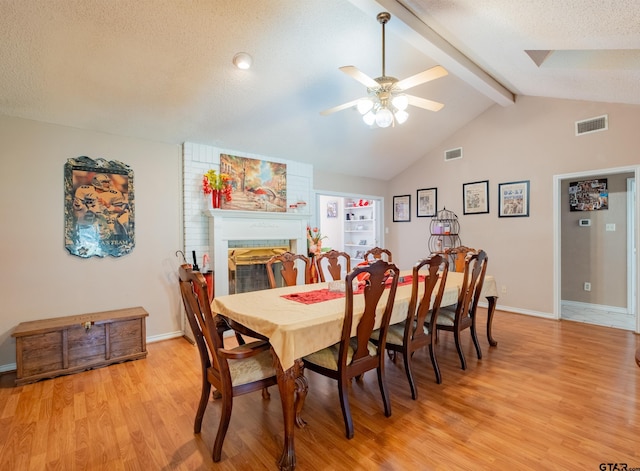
{"left": 606, "top": 223, "right": 616, "bottom": 231}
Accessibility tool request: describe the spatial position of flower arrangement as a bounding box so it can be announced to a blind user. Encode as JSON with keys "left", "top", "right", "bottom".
{"left": 202, "top": 169, "right": 232, "bottom": 203}
{"left": 307, "top": 226, "right": 327, "bottom": 255}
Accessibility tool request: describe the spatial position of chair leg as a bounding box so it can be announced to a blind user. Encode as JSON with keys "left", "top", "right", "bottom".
{"left": 376, "top": 365, "right": 392, "bottom": 418}
{"left": 194, "top": 378, "right": 211, "bottom": 433}
{"left": 338, "top": 378, "right": 354, "bottom": 439}
{"left": 387, "top": 349, "right": 397, "bottom": 361}
{"left": 234, "top": 332, "right": 246, "bottom": 345}
{"left": 454, "top": 331, "right": 467, "bottom": 370}
{"left": 428, "top": 343, "right": 442, "bottom": 385}
{"left": 402, "top": 349, "right": 418, "bottom": 400}
{"left": 471, "top": 323, "right": 483, "bottom": 359}
{"left": 212, "top": 394, "right": 233, "bottom": 462}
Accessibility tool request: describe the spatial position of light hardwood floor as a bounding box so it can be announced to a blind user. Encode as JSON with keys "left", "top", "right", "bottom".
{"left": 1, "top": 309, "right": 639, "bottom": 470}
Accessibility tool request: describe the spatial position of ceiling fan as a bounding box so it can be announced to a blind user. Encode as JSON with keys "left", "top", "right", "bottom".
{"left": 320, "top": 11, "right": 448, "bottom": 128}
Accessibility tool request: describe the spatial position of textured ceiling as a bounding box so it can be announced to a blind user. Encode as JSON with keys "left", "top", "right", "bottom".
{"left": 0, "top": 0, "right": 637, "bottom": 180}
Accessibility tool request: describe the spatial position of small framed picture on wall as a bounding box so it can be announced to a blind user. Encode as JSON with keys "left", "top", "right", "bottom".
{"left": 462, "top": 180, "right": 489, "bottom": 215}
{"left": 417, "top": 187, "right": 437, "bottom": 217}
{"left": 498, "top": 180, "right": 530, "bottom": 217}
{"left": 393, "top": 195, "right": 411, "bottom": 222}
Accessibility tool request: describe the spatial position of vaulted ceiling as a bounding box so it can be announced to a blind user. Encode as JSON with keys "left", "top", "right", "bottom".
{"left": 1, "top": 0, "right": 637, "bottom": 180}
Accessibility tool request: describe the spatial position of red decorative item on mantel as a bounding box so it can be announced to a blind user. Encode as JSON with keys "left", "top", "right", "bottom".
{"left": 211, "top": 189, "right": 221, "bottom": 209}
{"left": 202, "top": 169, "right": 232, "bottom": 209}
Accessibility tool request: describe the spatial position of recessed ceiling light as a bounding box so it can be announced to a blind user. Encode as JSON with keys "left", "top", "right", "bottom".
{"left": 233, "top": 52, "right": 252, "bottom": 70}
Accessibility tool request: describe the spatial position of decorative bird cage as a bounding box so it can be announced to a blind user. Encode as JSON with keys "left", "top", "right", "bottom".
{"left": 428, "top": 208, "right": 461, "bottom": 253}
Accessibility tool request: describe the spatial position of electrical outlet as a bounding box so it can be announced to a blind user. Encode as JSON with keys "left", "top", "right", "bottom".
{"left": 584, "top": 282, "right": 591, "bottom": 291}
{"left": 501, "top": 285, "right": 507, "bottom": 294}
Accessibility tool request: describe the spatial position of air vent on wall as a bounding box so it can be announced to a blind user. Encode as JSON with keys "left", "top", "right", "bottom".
{"left": 444, "top": 147, "right": 463, "bottom": 161}
{"left": 575, "top": 114, "right": 608, "bottom": 136}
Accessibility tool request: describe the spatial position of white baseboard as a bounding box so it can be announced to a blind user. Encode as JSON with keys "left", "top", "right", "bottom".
{"left": 478, "top": 301, "right": 555, "bottom": 319}
{"left": 146, "top": 331, "right": 185, "bottom": 343}
{"left": 0, "top": 362, "right": 16, "bottom": 373}
{"left": 561, "top": 299, "right": 629, "bottom": 315}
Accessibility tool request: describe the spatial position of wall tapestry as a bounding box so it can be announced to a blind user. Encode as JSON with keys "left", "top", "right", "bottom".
{"left": 569, "top": 179, "right": 608, "bottom": 211}
{"left": 220, "top": 154, "right": 287, "bottom": 212}
{"left": 64, "top": 156, "right": 134, "bottom": 258}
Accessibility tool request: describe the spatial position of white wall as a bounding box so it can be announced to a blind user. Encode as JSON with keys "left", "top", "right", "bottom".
{"left": 314, "top": 169, "right": 387, "bottom": 197}
{"left": 318, "top": 194, "right": 344, "bottom": 251}
{"left": 0, "top": 116, "right": 183, "bottom": 368}
{"left": 386, "top": 96, "right": 640, "bottom": 317}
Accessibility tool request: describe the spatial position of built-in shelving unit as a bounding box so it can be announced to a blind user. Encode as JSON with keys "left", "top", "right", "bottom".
{"left": 344, "top": 199, "right": 376, "bottom": 262}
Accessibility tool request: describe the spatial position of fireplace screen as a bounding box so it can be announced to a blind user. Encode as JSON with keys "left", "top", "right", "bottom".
{"left": 228, "top": 246, "right": 289, "bottom": 294}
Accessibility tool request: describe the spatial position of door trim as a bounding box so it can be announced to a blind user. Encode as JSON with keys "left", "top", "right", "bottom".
{"left": 627, "top": 177, "right": 636, "bottom": 315}
{"left": 553, "top": 165, "right": 640, "bottom": 333}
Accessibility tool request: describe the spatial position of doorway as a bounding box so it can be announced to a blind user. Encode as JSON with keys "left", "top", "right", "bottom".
{"left": 315, "top": 191, "right": 383, "bottom": 264}
{"left": 554, "top": 166, "right": 639, "bottom": 332}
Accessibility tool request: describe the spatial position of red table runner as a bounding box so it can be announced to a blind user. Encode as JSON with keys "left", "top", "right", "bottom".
{"left": 281, "top": 274, "right": 423, "bottom": 305}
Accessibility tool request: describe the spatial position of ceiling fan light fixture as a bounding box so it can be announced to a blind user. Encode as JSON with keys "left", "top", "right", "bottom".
{"left": 363, "top": 111, "right": 376, "bottom": 125}
{"left": 320, "top": 12, "right": 447, "bottom": 125}
{"left": 357, "top": 98, "right": 373, "bottom": 114}
{"left": 232, "top": 52, "right": 252, "bottom": 70}
{"left": 394, "top": 110, "right": 409, "bottom": 124}
{"left": 375, "top": 107, "right": 394, "bottom": 128}
{"left": 392, "top": 94, "right": 408, "bottom": 111}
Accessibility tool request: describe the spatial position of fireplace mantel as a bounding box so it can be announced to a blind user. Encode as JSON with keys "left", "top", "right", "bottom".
{"left": 206, "top": 209, "right": 309, "bottom": 296}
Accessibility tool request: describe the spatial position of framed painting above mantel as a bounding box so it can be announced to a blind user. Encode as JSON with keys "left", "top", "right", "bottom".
{"left": 220, "top": 153, "right": 287, "bottom": 212}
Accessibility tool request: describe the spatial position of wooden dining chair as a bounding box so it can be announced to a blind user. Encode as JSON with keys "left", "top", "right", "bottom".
{"left": 430, "top": 250, "right": 487, "bottom": 370}
{"left": 370, "top": 254, "right": 449, "bottom": 398}
{"left": 303, "top": 259, "right": 400, "bottom": 439}
{"left": 266, "top": 251, "right": 311, "bottom": 288}
{"left": 363, "top": 247, "right": 393, "bottom": 263}
{"left": 315, "top": 250, "right": 351, "bottom": 282}
{"left": 442, "top": 246, "right": 476, "bottom": 272}
{"left": 178, "top": 264, "right": 279, "bottom": 462}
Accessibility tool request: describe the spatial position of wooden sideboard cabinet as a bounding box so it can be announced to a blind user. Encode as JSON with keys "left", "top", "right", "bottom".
{"left": 12, "top": 306, "right": 148, "bottom": 386}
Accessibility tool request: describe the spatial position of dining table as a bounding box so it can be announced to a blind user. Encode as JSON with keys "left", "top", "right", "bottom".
{"left": 211, "top": 270, "right": 498, "bottom": 470}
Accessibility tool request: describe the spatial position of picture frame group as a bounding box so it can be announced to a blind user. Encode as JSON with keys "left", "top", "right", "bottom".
{"left": 394, "top": 178, "right": 530, "bottom": 221}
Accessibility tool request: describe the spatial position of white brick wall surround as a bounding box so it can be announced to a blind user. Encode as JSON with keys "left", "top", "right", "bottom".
{"left": 182, "top": 142, "right": 314, "bottom": 277}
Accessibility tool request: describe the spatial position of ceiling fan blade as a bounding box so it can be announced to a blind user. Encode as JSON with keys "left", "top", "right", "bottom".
{"left": 320, "top": 98, "right": 364, "bottom": 116}
{"left": 339, "top": 66, "right": 379, "bottom": 89}
{"left": 395, "top": 65, "right": 448, "bottom": 91}
{"left": 406, "top": 94, "right": 445, "bottom": 112}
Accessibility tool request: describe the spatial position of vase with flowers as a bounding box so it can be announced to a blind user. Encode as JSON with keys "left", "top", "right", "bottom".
{"left": 307, "top": 226, "right": 327, "bottom": 256}
{"left": 202, "top": 169, "right": 232, "bottom": 208}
